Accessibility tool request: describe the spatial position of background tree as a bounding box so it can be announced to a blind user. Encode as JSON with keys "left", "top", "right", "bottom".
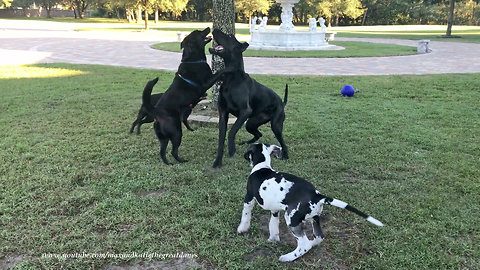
{"left": 235, "top": 0, "right": 273, "bottom": 23}
{"left": 446, "top": 0, "right": 456, "bottom": 36}
{"left": 152, "top": 0, "right": 172, "bottom": 23}
{"left": 138, "top": 0, "right": 155, "bottom": 29}
{"left": 73, "top": 0, "right": 94, "bottom": 18}
{"left": 11, "top": 0, "right": 35, "bottom": 16}
{"left": 1, "top": 0, "right": 13, "bottom": 7}
{"left": 41, "top": 0, "right": 59, "bottom": 18}
{"left": 170, "top": 0, "right": 188, "bottom": 19}
{"left": 187, "top": 0, "right": 212, "bottom": 21}
{"left": 317, "top": 0, "right": 364, "bottom": 26}
{"left": 211, "top": 0, "right": 234, "bottom": 108}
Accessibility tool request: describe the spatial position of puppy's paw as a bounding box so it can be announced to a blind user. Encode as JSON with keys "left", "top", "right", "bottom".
{"left": 279, "top": 253, "right": 297, "bottom": 262}
{"left": 268, "top": 236, "right": 280, "bottom": 242}
{"left": 237, "top": 224, "right": 250, "bottom": 233}
{"left": 312, "top": 237, "right": 323, "bottom": 246}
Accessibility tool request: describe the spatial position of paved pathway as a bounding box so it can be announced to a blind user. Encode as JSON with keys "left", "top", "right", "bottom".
{"left": 1, "top": 20, "right": 480, "bottom": 75}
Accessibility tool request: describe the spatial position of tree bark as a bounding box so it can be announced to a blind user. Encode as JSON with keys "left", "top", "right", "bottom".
{"left": 144, "top": 9, "right": 149, "bottom": 30}
{"left": 136, "top": 6, "right": 142, "bottom": 22}
{"left": 446, "top": 0, "right": 455, "bottom": 36}
{"left": 211, "top": 0, "right": 235, "bottom": 109}
{"left": 361, "top": 8, "right": 368, "bottom": 26}
{"left": 155, "top": 8, "right": 159, "bottom": 24}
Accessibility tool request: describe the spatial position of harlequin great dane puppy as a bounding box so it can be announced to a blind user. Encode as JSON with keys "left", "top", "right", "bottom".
{"left": 238, "top": 143, "right": 384, "bottom": 262}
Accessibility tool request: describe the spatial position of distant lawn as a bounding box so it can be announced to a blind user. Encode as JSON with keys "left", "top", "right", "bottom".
{"left": 332, "top": 25, "right": 480, "bottom": 43}
{"left": 1, "top": 64, "right": 479, "bottom": 269}
{"left": 5, "top": 17, "right": 127, "bottom": 24}
{"left": 151, "top": 41, "right": 417, "bottom": 58}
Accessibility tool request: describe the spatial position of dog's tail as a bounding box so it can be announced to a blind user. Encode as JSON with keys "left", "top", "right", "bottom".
{"left": 283, "top": 84, "right": 288, "bottom": 107}
{"left": 142, "top": 77, "right": 159, "bottom": 118}
{"left": 319, "top": 195, "right": 384, "bottom": 227}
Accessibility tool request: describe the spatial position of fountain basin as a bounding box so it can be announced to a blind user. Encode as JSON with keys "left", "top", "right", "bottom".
{"left": 249, "top": 30, "right": 340, "bottom": 51}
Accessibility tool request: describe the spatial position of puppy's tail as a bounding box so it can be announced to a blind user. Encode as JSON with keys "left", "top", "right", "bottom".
{"left": 319, "top": 196, "right": 384, "bottom": 227}
{"left": 142, "top": 77, "right": 159, "bottom": 118}
{"left": 283, "top": 84, "right": 288, "bottom": 107}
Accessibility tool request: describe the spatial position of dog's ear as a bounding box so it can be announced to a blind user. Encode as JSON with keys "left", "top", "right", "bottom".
{"left": 270, "top": 145, "right": 282, "bottom": 159}
{"left": 240, "top": 42, "right": 249, "bottom": 52}
{"left": 244, "top": 150, "right": 253, "bottom": 162}
{"left": 180, "top": 40, "right": 184, "bottom": 49}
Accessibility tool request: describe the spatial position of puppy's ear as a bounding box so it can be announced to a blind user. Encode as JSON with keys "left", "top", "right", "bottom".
{"left": 271, "top": 145, "right": 282, "bottom": 159}
{"left": 240, "top": 42, "right": 249, "bottom": 52}
{"left": 244, "top": 150, "right": 253, "bottom": 162}
{"left": 180, "top": 41, "right": 184, "bottom": 49}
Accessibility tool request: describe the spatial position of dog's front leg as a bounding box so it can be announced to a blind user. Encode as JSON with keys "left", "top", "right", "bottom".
{"left": 213, "top": 108, "right": 229, "bottom": 168}
{"left": 200, "top": 69, "right": 228, "bottom": 90}
{"left": 268, "top": 212, "right": 280, "bottom": 242}
{"left": 237, "top": 198, "right": 255, "bottom": 233}
{"left": 228, "top": 109, "right": 251, "bottom": 157}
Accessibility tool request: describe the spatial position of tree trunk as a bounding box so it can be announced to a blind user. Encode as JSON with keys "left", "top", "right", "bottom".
{"left": 136, "top": 7, "right": 142, "bottom": 22}
{"left": 446, "top": 0, "right": 455, "bottom": 36}
{"left": 211, "top": 0, "right": 235, "bottom": 109}
{"left": 46, "top": 6, "right": 52, "bottom": 18}
{"left": 361, "top": 8, "right": 368, "bottom": 26}
{"left": 155, "top": 8, "right": 159, "bottom": 24}
{"left": 144, "top": 9, "right": 149, "bottom": 30}
{"left": 335, "top": 14, "right": 340, "bottom": 26}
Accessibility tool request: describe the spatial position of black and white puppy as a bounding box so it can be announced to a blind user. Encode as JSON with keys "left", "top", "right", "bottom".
{"left": 239, "top": 143, "right": 384, "bottom": 262}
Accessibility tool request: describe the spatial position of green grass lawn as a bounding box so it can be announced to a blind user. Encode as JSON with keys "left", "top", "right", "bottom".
{"left": 151, "top": 41, "right": 417, "bottom": 58}
{"left": 1, "top": 64, "right": 479, "bottom": 269}
{"left": 336, "top": 28, "right": 480, "bottom": 43}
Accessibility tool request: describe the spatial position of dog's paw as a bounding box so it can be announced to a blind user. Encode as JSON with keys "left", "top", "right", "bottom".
{"left": 268, "top": 236, "right": 280, "bottom": 242}
{"left": 212, "top": 160, "right": 222, "bottom": 168}
{"left": 312, "top": 237, "right": 323, "bottom": 246}
{"left": 279, "top": 253, "right": 297, "bottom": 262}
{"left": 237, "top": 224, "right": 250, "bottom": 233}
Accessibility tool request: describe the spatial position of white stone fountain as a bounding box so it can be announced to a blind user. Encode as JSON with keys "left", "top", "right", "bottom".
{"left": 249, "top": 0, "right": 336, "bottom": 50}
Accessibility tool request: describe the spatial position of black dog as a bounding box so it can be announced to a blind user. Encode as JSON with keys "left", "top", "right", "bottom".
{"left": 209, "top": 29, "right": 289, "bottom": 168}
{"left": 130, "top": 92, "right": 206, "bottom": 135}
{"left": 143, "top": 28, "right": 228, "bottom": 165}
{"left": 239, "top": 143, "right": 384, "bottom": 262}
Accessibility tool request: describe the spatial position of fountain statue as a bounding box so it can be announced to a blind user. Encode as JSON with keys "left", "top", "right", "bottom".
{"left": 249, "top": 0, "right": 334, "bottom": 50}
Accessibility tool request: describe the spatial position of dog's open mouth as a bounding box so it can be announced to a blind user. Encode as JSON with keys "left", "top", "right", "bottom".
{"left": 214, "top": 45, "right": 224, "bottom": 52}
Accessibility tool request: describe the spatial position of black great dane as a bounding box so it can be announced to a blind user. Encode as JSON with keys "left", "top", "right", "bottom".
{"left": 209, "top": 29, "right": 289, "bottom": 168}
{"left": 142, "top": 28, "right": 228, "bottom": 165}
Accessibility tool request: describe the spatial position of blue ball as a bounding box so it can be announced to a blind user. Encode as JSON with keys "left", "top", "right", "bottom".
{"left": 341, "top": 85, "right": 355, "bottom": 97}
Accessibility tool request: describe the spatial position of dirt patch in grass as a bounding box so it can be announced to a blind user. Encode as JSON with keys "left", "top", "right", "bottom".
{"left": 105, "top": 258, "right": 205, "bottom": 270}
{"left": 243, "top": 247, "right": 276, "bottom": 262}
{"left": 135, "top": 189, "right": 166, "bottom": 198}
{"left": 0, "top": 254, "right": 26, "bottom": 269}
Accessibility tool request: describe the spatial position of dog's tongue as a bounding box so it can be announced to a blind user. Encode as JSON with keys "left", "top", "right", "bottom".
{"left": 215, "top": 45, "right": 224, "bottom": 51}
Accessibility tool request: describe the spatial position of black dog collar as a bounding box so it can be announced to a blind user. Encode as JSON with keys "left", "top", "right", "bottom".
{"left": 181, "top": 60, "right": 207, "bottom": 64}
